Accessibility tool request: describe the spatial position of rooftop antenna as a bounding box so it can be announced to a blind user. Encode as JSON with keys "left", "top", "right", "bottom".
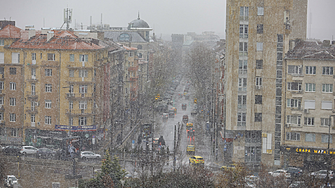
{"left": 62, "top": 8, "right": 72, "bottom": 30}
{"left": 90, "top": 16, "right": 92, "bottom": 30}
{"left": 101, "top": 13, "right": 103, "bottom": 31}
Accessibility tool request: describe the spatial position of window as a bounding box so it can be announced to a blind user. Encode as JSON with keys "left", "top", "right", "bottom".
{"left": 80, "top": 54, "right": 88, "bottom": 62}
{"left": 119, "top": 33, "right": 130, "bottom": 42}
{"left": 321, "top": 101, "right": 332, "bottom": 109}
{"left": 10, "top": 113, "right": 16, "bottom": 122}
{"left": 11, "top": 128, "right": 18, "bottom": 137}
{"left": 0, "top": 67, "right": 3, "bottom": 74}
{"left": 257, "top": 24, "right": 263, "bottom": 34}
{"left": 12, "top": 52, "right": 20, "bottom": 63}
{"left": 45, "top": 116, "right": 51, "bottom": 125}
{"left": 256, "top": 60, "right": 263, "bottom": 69}
{"left": 287, "top": 82, "right": 302, "bottom": 91}
{"left": 305, "top": 133, "right": 315, "bottom": 142}
{"left": 69, "top": 70, "right": 74, "bottom": 77}
{"left": 257, "top": 7, "right": 264, "bottom": 16}
{"left": 287, "top": 98, "right": 301, "bottom": 108}
{"left": 237, "top": 112, "right": 246, "bottom": 126}
{"left": 69, "top": 117, "right": 73, "bottom": 126}
{"left": 255, "top": 113, "right": 262, "bottom": 122}
{"left": 239, "top": 24, "right": 248, "bottom": 38}
{"left": 79, "top": 70, "right": 88, "bottom": 78}
{"left": 32, "top": 53, "right": 36, "bottom": 61}
{"left": 79, "top": 101, "right": 87, "bottom": 109}
{"left": 240, "top": 7, "right": 249, "bottom": 20}
{"left": 70, "top": 54, "right": 74, "bottom": 62}
{"left": 0, "top": 113, "right": 3, "bottom": 120}
{"left": 47, "top": 53, "right": 55, "bottom": 61}
{"left": 69, "top": 101, "right": 73, "bottom": 110}
{"left": 0, "top": 52, "right": 4, "bottom": 64}
{"left": 304, "top": 117, "right": 315, "bottom": 126}
{"left": 287, "top": 115, "right": 301, "bottom": 126}
{"left": 78, "top": 117, "right": 87, "bottom": 126}
{"left": 79, "top": 85, "right": 87, "bottom": 93}
{"left": 0, "top": 81, "right": 3, "bottom": 90}
{"left": 321, "top": 118, "right": 330, "bottom": 126}
{"left": 256, "top": 42, "right": 263, "bottom": 51}
{"left": 322, "top": 135, "right": 332, "bottom": 143}
{"left": 305, "top": 83, "right": 315, "bottom": 92}
{"left": 238, "top": 60, "right": 248, "bottom": 75}
{"left": 238, "top": 78, "right": 247, "bottom": 91}
{"left": 31, "top": 68, "right": 36, "bottom": 78}
{"left": 239, "top": 42, "right": 248, "bottom": 56}
{"left": 9, "top": 98, "right": 16, "bottom": 106}
{"left": 304, "top": 100, "right": 315, "bottom": 109}
{"left": 255, "top": 77, "right": 262, "bottom": 86}
{"left": 45, "top": 84, "right": 52, "bottom": 92}
{"left": 322, "top": 67, "right": 333, "bottom": 75}
{"left": 286, "top": 132, "right": 300, "bottom": 141}
{"left": 322, "top": 84, "right": 333, "bottom": 93}
{"left": 0, "top": 97, "right": 3, "bottom": 105}
{"left": 0, "top": 39, "right": 4, "bottom": 46}
{"left": 255, "top": 95, "right": 262, "bottom": 104}
{"left": 288, "top": 65, "right": 302, "bottom": 75}
{"left": 10, "top": 67, "right": 16, "bottom": 75}
{"left": 31, "top": 114, "right": 35, "bottom": 123}
{"left": 238, "top": 95, "right": 247, "bottom": 109}
{"left": 45, "top": 69, "right": 52, "bottom": 76}
{"left": 306, "top": 66, "right": 316, "bottom": 75}
{"left": 45, "top": 100, "right": 51, "bottom": 109}
{"left": 10, "top": 82, "right": 16, "bottom": 90}
{"left": 278, "top": 34, "right": 284, "bottom": 42}
{"left": 245, "top": 146, "right": 261, "bottom": 162}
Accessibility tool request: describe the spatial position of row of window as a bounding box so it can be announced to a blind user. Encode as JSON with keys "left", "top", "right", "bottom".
{"left": 287, "top": 99, "right": 332, "bottom": 110}
{"left": 286, "top": 132, "right": 332, "bottom": 143}
{"left": 288, "top": 65, "right": 333, "bottom": 75}
{"left": 287, "top": 115, "right": 332, "bottom": 126}
{"left": 287, "top": 82, "right": 333, "bottom": 93}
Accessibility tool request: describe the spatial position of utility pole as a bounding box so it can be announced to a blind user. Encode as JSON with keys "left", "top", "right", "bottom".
{"left": 173, "top": 124, "right": 176, "bottom": 172}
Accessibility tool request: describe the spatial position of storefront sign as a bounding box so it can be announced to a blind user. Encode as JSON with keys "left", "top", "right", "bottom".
{"left": 55, "top": 125, "right": 96, "bottom": 132}
{"left": 283, "top": 146, "right": 335, "bottom": 155}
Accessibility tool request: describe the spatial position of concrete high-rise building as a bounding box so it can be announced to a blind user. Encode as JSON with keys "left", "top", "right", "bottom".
{"left": 224, "top": 0, "right": 307, "bottom": 168}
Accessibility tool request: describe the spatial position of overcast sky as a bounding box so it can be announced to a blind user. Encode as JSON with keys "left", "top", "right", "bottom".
{"left": 1, "top": 0, "right": 334, "bottom": 40}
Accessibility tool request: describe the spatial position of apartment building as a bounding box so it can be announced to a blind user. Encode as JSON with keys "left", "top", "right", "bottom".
{"left": 282, "top": 40, "right": 335, "bottom": 170}
{"left": 224, "top": 0, "right": 307, "bottom": 168}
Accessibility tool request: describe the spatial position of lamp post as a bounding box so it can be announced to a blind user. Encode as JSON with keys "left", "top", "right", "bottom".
{"left": 327, "top": 115, "right": 335, "bottom": 187}
{"left": 63, "top": 86, "right": 72, "bottom": 136}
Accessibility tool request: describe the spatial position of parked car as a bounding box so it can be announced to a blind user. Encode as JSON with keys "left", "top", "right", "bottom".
{"left": 189, "top": 156, "right": 204, "bottom": 166}
{"left": 182, "top": 103, "right": 187, "bottom": 110}
{"left": 169, "top": 111, "right": 175, "bottom": 118}
{"left": 310, "top": 170, "right": 334, "bottom": 180}
{"left": 2, "top": 145, "right": 21, "bottom": 156}
{"left": 20, "top": 146, "right": 38, "bottom": 155}
{"left": 162, "top": 113, "right": 168, "bottom": 120}
{"left": 221, "top": 163, "right": 237, "bottom": 171}
{"left": 186, "top": 145, "right": 195, "bottom": 155}
{"left": 286, "top": 167, "right": 303, "bottom": 178}
{"left": 269, "top": 169, "right": 291, "bottom": 178}
{"left": 36, "top": 147, "right": 56, "bottom": 159}
{"left": 4, "top": 175, "right": 19, "bottom": 187}
{"left": 80, "top": 151, "right": 101, "bottom": 160}
{"left": 182, "top": 115, "right": 188, "bottom": 123}
{"left": 191, "top": 108, "right": 197, "bottom": 116}
{"left": 289, "top": 181, "right": 306, "bottom": 188}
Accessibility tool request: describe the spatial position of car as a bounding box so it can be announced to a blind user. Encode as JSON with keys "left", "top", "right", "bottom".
{"left": 80, "top": 151, "right": 101, "bottom": 160}
{"left": 2, "top": 145, "right": 21, "bottom": 156}
{"left": 186, "top": 145, "right": 195, "bottom": 155}
{"left": 183, "top": 115, "right": 188, "bottom": 123}
{"left": 168, "top": 111, "right": 175, "bottom": 118}
{"left": 269, "top": 169, "right": 291, "bottom": 178}
{"left": 186, "top": 122, "right": 193, "bottom": 127}
{"left": 191, "top": 108, "right": 197, "bottom": 116}
{"left": 221, "top": 163, "right": 237, "bottom": 171}
{"left": 310, "top": 170, "right": 334, "bottom": 180}
{"left": 189, "top": 156, "right": 204, "bottom": 166}
{"left": 20, "top": 146, "right": 38, "bottom": 155}
{"left": 162, "top": 113, "right": 168, "bottom": 120}
{"left": 36, "top": 147, "right": 56, "bottom": 159}
{"left": 286, "top": 167, "right": 303, "bottom": 178}
{"left": 182, "top": 103, "right": 187, "bottom": 110}
{"left": 186, "top": 127, "right": 195, "bottom": 137}
{"left": 4, "top": 175, "right": 19, "bottom": 187}
{"left": 288, "top": 181, "right": 306, "bottom": 188}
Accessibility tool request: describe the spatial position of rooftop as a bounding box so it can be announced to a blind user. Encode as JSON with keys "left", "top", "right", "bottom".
{"left": 286, "top": 40, "right": 335, "bottom": 60}
{"left": 0, "top": 24, "right": 21, "bottom": 39}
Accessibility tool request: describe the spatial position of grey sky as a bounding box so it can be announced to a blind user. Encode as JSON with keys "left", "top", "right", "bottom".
{"left": 0, "top": 0, "right": 334, "bottom": 40}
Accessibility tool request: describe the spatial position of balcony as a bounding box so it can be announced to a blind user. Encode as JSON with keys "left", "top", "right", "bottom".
{"left": 0, "top": 74, "right": 5, "bottom": 81}
{"left": 65, "top": 109, "right": 94, "bottom": 117}
{"left": 0, "top": 105, "right": 4, "bottom": 111}
{"left": 27, "top": 92, "right": 38, "bottom": 100}
{"left": 27, "top": 62, "right": 39, "bottom": 67}
{"left": 65, "top": 93, "right": 94, "bottom": 100}
{"left": 0, "top": 90, "right": 5, "bottom": 96}
{"left": 67, "top": 65, "right": 93, "bottom": 70}
{"left": 26, "top": 108, "right": 38, "bottom": 114}
{"left": 27, "top": 75, "right": 38, "bottom": 82}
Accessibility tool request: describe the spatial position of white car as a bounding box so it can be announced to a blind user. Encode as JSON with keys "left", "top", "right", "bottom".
{"left": 310, "top": 170, "right": 334, "bottom": 179}
{"left": 269, "top": 169, "right": 291, "bottom": 178}
{"left": 4, "top": 175, "right": 19, "bottom": 187}
{"left": 20, "top": 146, "right": 38, "bottom": 155}
{"left": 80, "top": 151, "right": 101, "bottom": 160}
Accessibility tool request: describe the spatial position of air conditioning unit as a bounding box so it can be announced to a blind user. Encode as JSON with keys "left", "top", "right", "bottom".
{"left": 304, "top": 109, "right": 310, "bottom": 114}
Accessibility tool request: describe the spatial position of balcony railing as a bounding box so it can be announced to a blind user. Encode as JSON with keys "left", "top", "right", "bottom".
{"left": 66, "top": 93, "right": 94, "bottom": 100}
{"left": 65, "top": 109, "right": 94, "bottom": 116}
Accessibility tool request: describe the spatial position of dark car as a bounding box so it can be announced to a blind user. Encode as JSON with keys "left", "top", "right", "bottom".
{"left": 36, "top": 147, "right": 56, "bottom": 159}
{"left": 169, "top": 111, "right": 175, "bottom": 118}
{"left": 182, "top": 103, "right": 187, "bottom": 110}
{"left": 286, "top": 167, "right": 303, "bottom": 178}
{"left": 2, "top": 145, "right": 21, "bottom": 155}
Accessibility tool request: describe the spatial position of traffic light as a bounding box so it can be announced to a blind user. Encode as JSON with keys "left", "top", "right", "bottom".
{"left": 194, "top": 98, "right": 197, "bottom": 104}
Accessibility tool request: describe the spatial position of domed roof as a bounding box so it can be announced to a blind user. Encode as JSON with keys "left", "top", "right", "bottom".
{"left": 128, "top": 14, "right": 150, "bottom": 29}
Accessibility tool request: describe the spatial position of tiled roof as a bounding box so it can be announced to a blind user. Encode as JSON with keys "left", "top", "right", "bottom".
{"left": 9, "top": 30, "right": 105, "bottom": 50}
{"left": 286, "top": 40, "right": 335, "bottom": 60}
{"left": 0, "top": 24, "right": 21, "bottom": 39}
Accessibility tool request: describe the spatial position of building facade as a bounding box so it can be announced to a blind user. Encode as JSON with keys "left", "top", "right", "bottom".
{"left": 224, "top": 0, "right": 307, "bottom": 168}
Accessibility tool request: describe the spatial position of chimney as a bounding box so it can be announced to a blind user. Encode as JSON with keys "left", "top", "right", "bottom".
{"left": 47, "top": 31, "right": 54, "bottom": 41}
{"left": 322, "top": 40, "right": 330, "bottom": 47}
{"left": 41, "top": 28, "right": 51, "bottom": 34}
{"left": 25, "top": 25, "right": 35, "bottom": 39}
{"left": 289, "top": 40, "right": 296, "bottom": 51}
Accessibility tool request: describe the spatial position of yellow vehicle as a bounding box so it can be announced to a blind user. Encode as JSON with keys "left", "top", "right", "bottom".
{"left": 186, "top": 122, "right": 193, "bottom": 127}
{"left": 186, "top": 145, "right": 195, "bottom": 155}
{"left": 221, "top": 163, "right": 237, "bottom": 171}
{"left": 189, "top": 156, "right": 204, "bottom": 166}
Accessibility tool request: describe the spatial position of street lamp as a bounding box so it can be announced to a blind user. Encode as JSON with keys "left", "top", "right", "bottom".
{"left": 63, "top": 86, "right": 72, "bottom": 136}
{"left": 326, "top": 115, "right": 335, "bottom": 186}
